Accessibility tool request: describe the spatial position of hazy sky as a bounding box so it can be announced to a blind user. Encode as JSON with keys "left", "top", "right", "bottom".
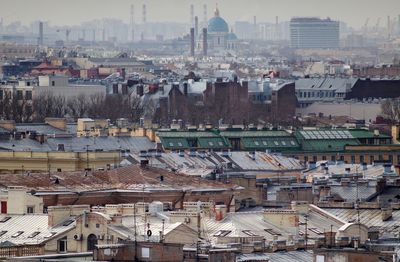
{"left": 1, "top": 0, "right": 399, "bottom": 28}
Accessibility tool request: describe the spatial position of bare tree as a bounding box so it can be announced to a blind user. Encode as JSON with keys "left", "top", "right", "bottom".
{"left": 381, "top": 98, "right": 400, "bottom": 124}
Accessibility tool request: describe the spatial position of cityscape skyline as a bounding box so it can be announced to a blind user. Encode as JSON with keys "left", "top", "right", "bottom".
{"left": 0, "top": 0, "right": 399, "bottom": 28}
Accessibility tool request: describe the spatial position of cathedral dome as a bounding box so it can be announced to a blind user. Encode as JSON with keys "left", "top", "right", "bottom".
{"left": 207, "top": 5, "right": 229, "bottom": 33}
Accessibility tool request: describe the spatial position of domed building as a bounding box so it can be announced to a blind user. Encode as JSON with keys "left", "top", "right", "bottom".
{"left": 197, "top": 5, "right": 238, "bottom": 53}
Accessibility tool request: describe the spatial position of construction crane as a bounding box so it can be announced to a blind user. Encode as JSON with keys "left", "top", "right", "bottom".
{"left": 363, "top": 18, "right": 369, "bottom": 34}
{"left": 375, "top": 17, "right": 381, "bottom": 31}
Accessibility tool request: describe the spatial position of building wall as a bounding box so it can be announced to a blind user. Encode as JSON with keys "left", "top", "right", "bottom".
{"left": 0, "top": 151, "right": 121, "bottom": 173}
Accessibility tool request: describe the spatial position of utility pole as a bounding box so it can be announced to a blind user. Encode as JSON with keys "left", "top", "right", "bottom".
{"left": 86, "top": 144, "right": 89, "bottom": 170}
{"left": 134, "top": 203, "right": 138, "bottom": 261}
{"left": 304, "top": 214, "right": 308, "bottom": 250}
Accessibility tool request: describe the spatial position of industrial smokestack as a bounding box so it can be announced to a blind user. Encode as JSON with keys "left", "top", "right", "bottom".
{"left": 190, "top": 27, "right": 195, "bottom": 57}
{"left": 38, "top": 21, "right": 43, "bottom": 46}
{"left": 202, "top": 28, "right": 207, "bottom": 56}
{"left": 195, "top": 16, "right": 199, "bottom": 37}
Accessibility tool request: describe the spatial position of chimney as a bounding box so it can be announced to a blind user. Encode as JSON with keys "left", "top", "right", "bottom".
{"left": 381, "top": 207, "right": 392, "bottom": 221}
{"left": 324, "top": 166, "right": 329, "bottom": 174}
{"left": 345, "top": 167, "right": 351, "bottom": 174}
{"left": 214, "top": 204, "right": 227, "bottom": 221}
{"left": 320, "top": 162, "right": 326, "bottom": 171}
{"left": 383, "top": 164, "right": 392, "bottom": 173}
{"left": 374, "top": 129, "right": 380, "bottom": 136}
{"left": 183, "top": 83, "right": 188, "bottom": 96}
{"left": 395, "top": 165, "right": 400, "bottom": 175}
{"left": 190, "top": 27, "right": 195, "bottom": 57}
{"left": 361, "top": 162, "right": 368, "bottom": 171}
{"left": 308, "top": 161, "right": 316, "bottom": 169}
{"left": 202, "top": 28, "right": 207, "bottom": 56}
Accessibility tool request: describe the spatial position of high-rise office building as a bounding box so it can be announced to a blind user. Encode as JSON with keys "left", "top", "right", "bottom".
{"left": 290, "top": 17, "right": 339, "bottom": 49}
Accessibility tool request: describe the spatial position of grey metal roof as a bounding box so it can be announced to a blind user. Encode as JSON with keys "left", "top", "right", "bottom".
{"left": 0, "top": 136, "right": 155, "bottom": 153}
{"left": 330, "top": 185, "right": 377, "bottom": 202}
{"left": 16, "top": 123, "right": 73, "bottom": 136}
{"left": 237, "top": 251, "right": 313, "bottom": 262}
{"left": 0, "top": 214, "right": 74, "bottom": 245}
{"left": 295, "top": 78, "right": 358, "bottom": 92}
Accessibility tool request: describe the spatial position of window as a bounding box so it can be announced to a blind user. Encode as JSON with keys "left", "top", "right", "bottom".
{"left": 281, "top": 141, "right": 286, "bottom": 146}
{"left": 264, "top": 228, "right": 282, "bottom": 236}
{"left": 11, "top": 231, "right": 24, "bottom": 238}
{"left": 96, "top": 223, "right": 100, "bottom": 228}
{"left": 218, "top": 142, "right": 223, "bottom": 146}
{"left": 25, "top": 90, "right": 32, "bottom": 100}
{"left": 313, "top": 156, "right": 317, "bottom": 162}
{"left": 274, "top": 141, "right": 279, "bottom": 146}
{"left": 177, "top": 142, "right": 183, "bottom": 147}
{"left": 142, "top": 247, "right": 150, "bottom": 258}
{"left": 359, "top": 155, "right": 364, "bottom": 163}
{"left": 370, "top": 155, "right": 374, "bottom": 164}
{"left": 0, "top": 231, "right": 7, "bottom": 237}
{"left": 351, "top": 156, "right": 355, "bottom": 164}
{"left": 28, "top": 231, "right": 40, "bottom": 238}
{"left": 322, "top": 155, "right": 326, "bottom": 161}
{"left": 304, "top": 156, "right": 308, "bottom": 162}
{"left": 16, "top": 90, "right": 23, "bottom": 100}
{"left": 0, "top": 90, "right": 3, "bottom": 100}
{"left": 242, "top": 230, "right": 258, "bottom": 236}
{"left": 208, "top": 141, "right": 214, "bottom": 146}
{"left": 290, "top": 141, "right": 296, "bottom": 146}
{"left": 58, "top": 237, "right": 67, "bottom": 253}
{"left": 168, "top": 142, "right": 174, "bottom": 147}
{"left": 379, "top": 155, "right": 383, "bottom": 161}
{"left": 254, "top": 141, "right": 259, "bottom": 146}
{"left": 389, "top": 154, "right": 393, "bottom": 163}
{"left": 0, "top": 217, "right": 11, "bottom": 223}
{"left": 214, "top": 230, "right": 231, "bottom": 237}
{"left": 27, "top": 206, "right": 34, "bottom": 214}
{"left": 263, "top": 141, "right": 268, "bottom": 146}
{"left": 51, "top": 81, "right": 55, "bottom": 86}
{"left": 331, "top": 155, "right": 336, "bottom": 162}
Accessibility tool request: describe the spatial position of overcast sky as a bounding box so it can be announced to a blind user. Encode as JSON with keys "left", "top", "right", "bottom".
{"left": 1, "top": 0, "right": 399, "bottom": 28}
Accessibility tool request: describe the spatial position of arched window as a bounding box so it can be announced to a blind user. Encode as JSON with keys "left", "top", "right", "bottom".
{"left": 87, "top": 234, "right": 98, "bottom": 251}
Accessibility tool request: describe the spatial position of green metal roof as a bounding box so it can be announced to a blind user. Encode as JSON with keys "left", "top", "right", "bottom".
{"left": 220, "top": 130, "right": 291, "bottom": 138}
{"left": 159, "top": 137, "right": 190, "bottom": 150}
{"left": 197, "top": 137, "right": 230, "bottom": 149}
{"left": 348, "top": 129, "right": 391, "bottom": 139}
{"left": 241, "top": 137, "right": 300, "bottom": 150}
{"left": 157, "top": 131, "right": 219, "bottom": 138}
{"left": 301, "top": 139, "right": 360, "bottom": 152}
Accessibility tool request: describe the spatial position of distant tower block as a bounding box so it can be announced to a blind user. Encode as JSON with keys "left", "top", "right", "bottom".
{"left": 38, "top": 21, "right": 43, "bottom": 46}
{"left": 82, "top": 29, "right": 86, "bottom": 41}
{"left": 388, "top": 15, "right": 391, "bottom": 39}
{"left": 92, "top": 29, "right": 96, "bottom": 42}
{"left": 190, "top": 4, "right": 194, "bottom": 27}
{"left": 203, "top": 4, "right": 207, "bottom": 26}
{"left": 194, "top": 16, "right": 199, "bottom": 37}
{"left": 253, "top": 16, "right": 257, "bottom": 39}
{"left": 190, "top": 27, "right": 195, "bottom": 57}
{"left": 130, "top": 4, "right": 135, "bottom": 41}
